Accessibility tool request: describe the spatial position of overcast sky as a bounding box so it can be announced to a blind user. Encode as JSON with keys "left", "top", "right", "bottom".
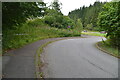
{"left": 44, "top": 0, "right": 112, "bottom": 15}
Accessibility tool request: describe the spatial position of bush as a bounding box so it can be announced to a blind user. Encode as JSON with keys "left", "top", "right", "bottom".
{"left": 97, "top": 2, "right": 120, "bottom": 48}
{"left": 86, "top": 23, "right": 93, "bottom": 30}
{"left": 43, "top": 9, "right": 75, "bottom": 29}
{"left": 75, "top": 19, "right": 83, "bottom": 32}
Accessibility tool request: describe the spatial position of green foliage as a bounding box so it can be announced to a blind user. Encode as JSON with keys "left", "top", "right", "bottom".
{"left": 2, "top": 2, "right": 46, "bottom": 29}
{"left": 3, "top": 19, "right": 80, "bottom": 52}
{"left": 2, "top": 2, "right": 82, "bottom": 53}
{"left": 82, "top": 31, "right": 106, "bottom": 37}
{"left": 75, "top": 19, "right": 83, "bottom": 32}
{"left": 62, "top": 16, "right": 75, "bottom": 29}
{"left": 68, "top": 1, "right": 105, "bottom": 31}
{"left": 44, "top": 9, "right": 63, "bottom": 28}
{"left": 98, "top": 40, "right": 119, "bottom": 57}
{"left": 27, "top": 18, "right": 47, "bottom": 27}
{"left": 44, "top": 9, "right": 75, "bottom": 29}
{"left": 97, "top": 2, "right": 120, "bottom": 48}
{"left": 86, "top": 23, "right": 93, "bottom": 30}
{"left": 50, "top": 0, "right": 62, "bottom": 12}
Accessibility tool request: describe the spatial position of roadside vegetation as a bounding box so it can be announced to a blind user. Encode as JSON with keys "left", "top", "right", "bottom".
{"left": 2, "top": 2, "right": 82, "bottom": 53}
{"left": 82, "top": 31, "right": 106, "bottom": 37}
{"left": 68, "top": 1, "right": 105, "bottom": 31}
{"left": 3, "top": 19, "right": 81, "bottom": 52}
{"left": 97, "top": 2, "right": 120, "bottom": 57}
{"left": 69, "top": 1, "right": 120, "bottom": 57}
{"left": 2, "top": 0, "right": 120, "bottom": 78}
{"left": 97, "top": 40, "right": 119, "bottom": 58}
{"left": 2, "top": 1, "right": 120, "bottom": 57}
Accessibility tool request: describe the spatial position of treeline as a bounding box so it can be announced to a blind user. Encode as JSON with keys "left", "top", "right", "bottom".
{"left": 3, "top": 2, "right": 83, "bottom": 30}
{"left": 68, "top": 1, "right": 105, "bottom": 31}
{"left": 98, "top": 2, "right": 120, "bottom": 49}
{"left": 2, "top": 2, "right": 46, "bottom": 30}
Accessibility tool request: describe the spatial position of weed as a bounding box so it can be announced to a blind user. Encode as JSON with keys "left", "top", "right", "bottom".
{"left": 3, "top": 19, "right": 81, "bottom": 53}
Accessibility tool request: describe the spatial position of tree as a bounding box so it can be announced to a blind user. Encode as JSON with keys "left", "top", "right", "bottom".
{"left": 76, "top": 19, "right": 83, "bottom": 32}
{"left": 44, "top": 9, "right": 63, "bottom": 28}
{"left": 62, "top": 16, "right": 75, "bottom": 29}
{"left": 44, "top": 9, "right": 75, "bottom": 29}
{"left": 97, "top": 2, "right": 120, "bottom": 48}
{"left": 68, "top": 2, "right": 105, "bottom": 30}
{"left": 86, "top": 23, "right": 93, "bottom": 30}
{"left": 50, "top": 0, "right": 62, "bottom": 12}
{"left": 2, "top": 2, "right": 46, "bottom": 30}
{"left": 37, "top": 2, "right": 47, "bottom": 17}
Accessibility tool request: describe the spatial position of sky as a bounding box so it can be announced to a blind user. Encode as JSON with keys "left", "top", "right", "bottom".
{"left": 44, "top": 0, "right": 112, "bottom": 15}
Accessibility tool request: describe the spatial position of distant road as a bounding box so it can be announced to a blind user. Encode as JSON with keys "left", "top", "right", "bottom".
{"left": 42, "top": 36, "right": 118, "bottom": 78}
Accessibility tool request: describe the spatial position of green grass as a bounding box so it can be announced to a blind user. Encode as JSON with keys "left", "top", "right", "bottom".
{"left": 83, "top": 31, "right": 119, "bottom": 58}
{"left": 3, "top": 19, "right": 81, "bottom": 53}
{"left": 82, "top": 31, "right": 106, "bottom": 37}
{"left": 97, "top": 40, "right": 119, "bottom": 58}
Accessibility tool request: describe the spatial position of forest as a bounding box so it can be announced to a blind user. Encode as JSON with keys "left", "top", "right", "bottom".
{"left": 68, "top": 1, "right": 106, "bottom": 31}
{"left": 2, "top": 1, "right": 120, "bottom": 54}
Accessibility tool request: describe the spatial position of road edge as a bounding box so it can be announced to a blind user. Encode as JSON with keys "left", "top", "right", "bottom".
{"left": 95, "top": 42, "right": 120, "bottom": 59}
{"left": 35, "top": 38, "right": 69, "bottom": 78}
{"left": 35, "top": 37, "right": 85, "bottom": 78}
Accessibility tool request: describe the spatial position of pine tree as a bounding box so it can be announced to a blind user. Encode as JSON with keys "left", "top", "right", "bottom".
{"left": 50, "top": 0, "right": 62, "bottom": 12}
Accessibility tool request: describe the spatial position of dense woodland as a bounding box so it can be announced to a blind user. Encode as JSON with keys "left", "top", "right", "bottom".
{"left": 68, "top": 1, "right": 106, "bottom": 31}
{"left": 2, "top": 1, "right": 120, "bottom": 52}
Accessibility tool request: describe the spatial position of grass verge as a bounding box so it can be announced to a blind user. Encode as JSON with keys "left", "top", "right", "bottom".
{"left": 35, "top": 37, "right": 83, "bottom": 78}
{"left": 35, "top": 38, "right": 67, "bottom": 78}
{"left": 96, "top": 41, "right": 119, "bottom": 58}
{"left": 82, "top": 32, "right": 106, "bottom": 37}
{"left": 3, "top": 19, "right": 81, "bottom": 54}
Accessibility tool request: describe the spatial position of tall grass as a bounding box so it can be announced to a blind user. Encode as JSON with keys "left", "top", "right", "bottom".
{"left": 82, "top": 31, "right": 106, "bottom": 37}
{"left": 98, "top": 40, "right": 119, "bottom": 57}
{"left": 3, "top": 19, "right": 81, "bottom": 53}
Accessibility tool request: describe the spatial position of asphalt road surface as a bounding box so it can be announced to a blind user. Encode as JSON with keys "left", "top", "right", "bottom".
{"left": 42, "top": 36, "right": 118, "bottom": 78}
{"left": 2, "top": 37, "right": 81, "bottom": 78}
{"left": 2, "top": 38, "right": 64, "bottom": 78}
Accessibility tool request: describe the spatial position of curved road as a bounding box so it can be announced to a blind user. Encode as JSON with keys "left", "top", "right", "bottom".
{"left": 2, "top": 38, "right": 64, "bottom": 78}
{"left": 42, "top": 36, "right": 118, "bottom": 78}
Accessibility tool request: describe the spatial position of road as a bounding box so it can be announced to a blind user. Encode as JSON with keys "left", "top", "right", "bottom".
{"left": 2, "top": 37, "right": 81, "bottom": 78}
{"left": 41, "top": 36, "right": 118, "bottom": 78}
{"left": 2, "top": 38, "right": 64, "bottom": 78}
